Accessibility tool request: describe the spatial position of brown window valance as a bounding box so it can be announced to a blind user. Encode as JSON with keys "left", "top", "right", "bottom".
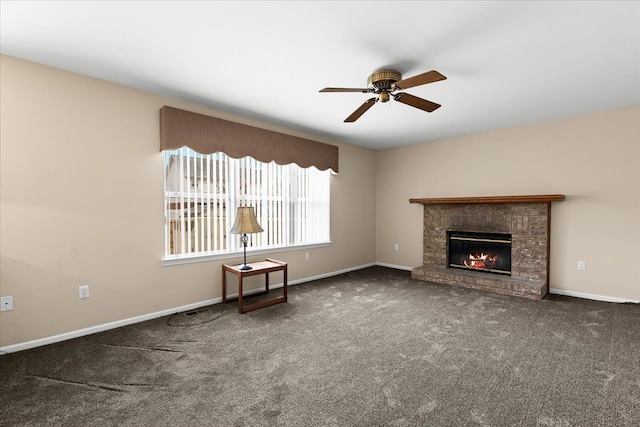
{"left": 160, "top": 106, "right": 339, "bottom": 173}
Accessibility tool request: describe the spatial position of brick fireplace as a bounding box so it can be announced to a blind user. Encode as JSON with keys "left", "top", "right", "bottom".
{"left": 410, "top": 195, "right": 565, "bottom": 300}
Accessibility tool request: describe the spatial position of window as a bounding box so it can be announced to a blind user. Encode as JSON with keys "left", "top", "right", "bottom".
{"left": 163, "top": 147, "right": 330, "bottom": 261}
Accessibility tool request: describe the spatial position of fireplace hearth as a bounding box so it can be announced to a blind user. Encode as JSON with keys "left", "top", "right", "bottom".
{"left": 409, "top": 195, "right": 565, "bottom": 300}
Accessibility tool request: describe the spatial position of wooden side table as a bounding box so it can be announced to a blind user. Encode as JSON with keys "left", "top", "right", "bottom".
{"left": 222, "top": 258, "right": 288, "bottom": 314}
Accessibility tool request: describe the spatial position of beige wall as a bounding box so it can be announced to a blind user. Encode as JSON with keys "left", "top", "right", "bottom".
{"left": 2, "top": 53, "right": 637, "bottom": 349}
{"left": 376, "top": 105, "right": 640, "bottom": 301}
{"left": 0, "top": 55, "right": 377, "bottom": 347}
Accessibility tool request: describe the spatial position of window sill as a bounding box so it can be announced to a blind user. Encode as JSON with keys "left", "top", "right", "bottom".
{"left": 162, "top": 241, "right": 333, "bottom": 266}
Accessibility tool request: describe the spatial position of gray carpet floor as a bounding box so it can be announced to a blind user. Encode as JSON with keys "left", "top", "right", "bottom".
{"left": 1, "top": 266, "right": 638, "bottom": 426}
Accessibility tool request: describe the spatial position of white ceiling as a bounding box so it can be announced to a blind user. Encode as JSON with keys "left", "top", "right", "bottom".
{"left": 1, "top": 1, "right": 639, "bottom": 150}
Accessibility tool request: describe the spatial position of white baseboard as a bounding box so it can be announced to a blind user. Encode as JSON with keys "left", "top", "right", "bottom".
{"left": 0, "top": 262, "right": 376, "bottom": 354}
{"left": 549, "top": 288, "right": 639, "bottom": 304}
{"left": 375, "top": 262, "right": 414, "bottom": 271}
{"left": 0, "top": 298, "right": 219, "bottom": 354}
{"left": 288, "top": 262, "right": 376, "bottom": 285}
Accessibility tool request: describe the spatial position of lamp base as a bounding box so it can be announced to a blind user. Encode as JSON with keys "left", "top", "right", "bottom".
{"left": 238, "top": 264, "right": 253, "bottom": 271}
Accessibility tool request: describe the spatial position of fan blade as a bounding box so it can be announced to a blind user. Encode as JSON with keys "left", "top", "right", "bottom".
{"left": 394, "top": 70, "right": 446, "bottom": 90}
{"left": 345, "top": 97, "right": 377, "bottom": 122}
{"left": 393, "top": 93, "right": 441, "bottom": 112}
{"left": 320, "top": 87, "right": 370, "bottom": 93}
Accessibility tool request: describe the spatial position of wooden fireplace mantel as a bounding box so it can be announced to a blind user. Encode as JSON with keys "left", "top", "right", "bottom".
{"left": 409, "top": 194, "right": 565, "bottom": 205}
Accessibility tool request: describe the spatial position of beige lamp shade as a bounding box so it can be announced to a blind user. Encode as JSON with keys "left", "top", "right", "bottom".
{"left": 230, "top": 207, "right": 264, "bottom": 234}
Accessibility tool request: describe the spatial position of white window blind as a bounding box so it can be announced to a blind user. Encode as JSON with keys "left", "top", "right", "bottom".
{"left": 163, "top": 147, "right": 330, "bottom": 260}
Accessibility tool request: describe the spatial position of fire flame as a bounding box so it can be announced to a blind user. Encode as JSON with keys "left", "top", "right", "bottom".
{"left": 463, "top": 253, "right": 498, "bottom": 269}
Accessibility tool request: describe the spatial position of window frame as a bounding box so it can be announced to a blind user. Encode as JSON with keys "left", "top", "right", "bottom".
{"left": 162, "top": 148, "right": 332, "bottom": 266}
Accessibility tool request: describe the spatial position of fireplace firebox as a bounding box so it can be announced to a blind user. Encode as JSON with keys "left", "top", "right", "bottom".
{"left": 447, "top": 231, "right": 512, "bottom": 276}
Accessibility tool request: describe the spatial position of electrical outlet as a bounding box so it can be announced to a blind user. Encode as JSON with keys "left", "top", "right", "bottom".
{"left": 578, "top": 261, "right": 586, "bottom": 271}
{"left": 1, "top": 296, "right": 13, "bottom": 311}
{"left": 79, "top": 285, "right": 90, "bottom": 299}
{"left": 305, "top": 252, "right": 310, "bottom": 261}
{"left": 394, "top": 244, "right": 399, "bottom": 251}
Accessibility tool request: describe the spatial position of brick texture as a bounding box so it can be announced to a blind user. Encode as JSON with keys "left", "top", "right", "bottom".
{"left": 412, "top": 203, "right": 551, "bottom": 300}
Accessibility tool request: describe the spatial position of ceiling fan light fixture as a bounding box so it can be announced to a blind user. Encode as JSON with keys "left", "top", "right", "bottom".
{"left": 379, "top": 92, "right": 390, "bottom": 103}
{"left": 367, "top": 69, "right": 402, "bottom": 92}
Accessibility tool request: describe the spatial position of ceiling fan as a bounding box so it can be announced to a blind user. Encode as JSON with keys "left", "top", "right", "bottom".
{"left": 319, "top": 69, "right": 446, "bottom": 122}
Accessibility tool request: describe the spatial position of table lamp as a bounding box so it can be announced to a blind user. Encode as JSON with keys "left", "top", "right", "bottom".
{"left": 230, "top": 206, "right": 264, "bottom": 270}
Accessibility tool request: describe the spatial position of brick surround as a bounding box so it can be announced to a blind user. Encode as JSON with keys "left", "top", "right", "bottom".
{"left": 410, "top": 196, "right": 564, "bottom": 300}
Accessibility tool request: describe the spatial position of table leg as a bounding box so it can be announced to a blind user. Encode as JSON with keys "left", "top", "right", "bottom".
{"left": 237, "top": 275, "right": 243, "bottom": 313}
{"left": 283, "top": 266, "right": 288, "bottom": 302}
{"left": 222, "top": 269, "right": 227, "bottom": 303}
{"left": 265, "top": 272, "right": 270, "bottom": 292}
